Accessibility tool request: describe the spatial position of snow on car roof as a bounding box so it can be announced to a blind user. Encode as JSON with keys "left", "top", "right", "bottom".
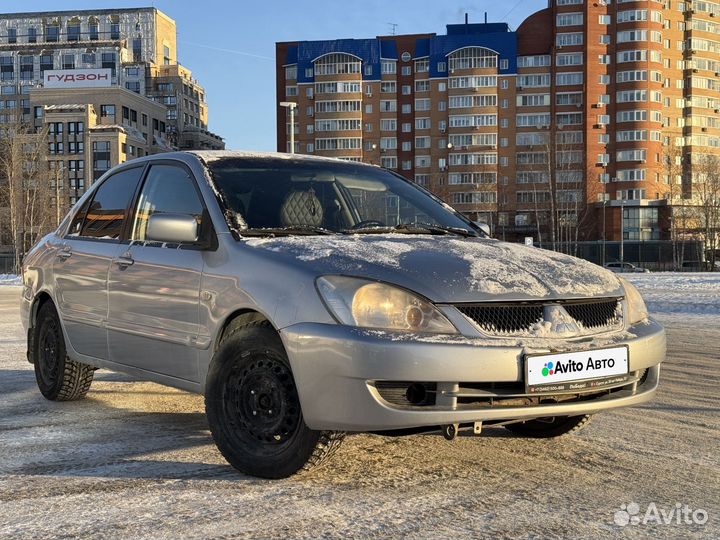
{"left": 189, "top": 150, "right": 377, "bottom": 166}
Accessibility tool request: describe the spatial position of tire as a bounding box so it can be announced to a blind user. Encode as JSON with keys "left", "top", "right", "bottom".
{"left": 33, "top": 301, "right": 95, "bottom": 401}
{"left": 504, "top": 414, "right": 593, "bottom": 438}
{"left": 205, "top": 321, "right": 344, "bottom": 479}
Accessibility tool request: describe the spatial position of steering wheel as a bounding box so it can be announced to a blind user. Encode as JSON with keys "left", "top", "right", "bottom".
{"left": 351, "top": 219, "right": 385, "bottom": 229}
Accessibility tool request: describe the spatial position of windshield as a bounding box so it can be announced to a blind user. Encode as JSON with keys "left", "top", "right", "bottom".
{"left": 205, "top": 158, "right": 480, "bottom": 237}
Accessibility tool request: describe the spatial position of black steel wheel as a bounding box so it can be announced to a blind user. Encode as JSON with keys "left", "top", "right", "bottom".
{"left": 32, "top": 301, "right": 94, "bottom": 401}
{"left": 205, "top": 321, "right": 344, "bottom": 478}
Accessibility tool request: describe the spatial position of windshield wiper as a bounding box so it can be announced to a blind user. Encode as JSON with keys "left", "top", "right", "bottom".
{"left": 239, "top": 226, "right": 336, "bottom": 237}
{"left": 343, "top": 223, "right": 477, "bottom": 237}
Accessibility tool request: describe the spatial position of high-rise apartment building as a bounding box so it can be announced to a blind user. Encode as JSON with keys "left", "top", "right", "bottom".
{"left": 277, "top": 3, "right": 720, "bottom": 243}
{"left": 0, "top": 7, "right": 224, "bottom": 251}
{"left": 0, "top": 7, "right": 223, "bottom": 150}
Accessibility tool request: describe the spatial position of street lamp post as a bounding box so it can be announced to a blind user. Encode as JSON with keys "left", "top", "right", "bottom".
{"left": 279, "top": 101, "right": 297, "bottom": 154}
{"left": 619, "top": 201, "right": 625, "bottom": 265}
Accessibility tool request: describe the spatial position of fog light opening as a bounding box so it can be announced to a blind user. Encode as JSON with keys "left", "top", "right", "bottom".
{"left": 405, "top": 383, "right": 427, "bottom": 405}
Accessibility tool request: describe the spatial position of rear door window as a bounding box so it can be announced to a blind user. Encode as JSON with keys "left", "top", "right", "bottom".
{"left": 77, "top": 167, "right": 144, "bottom": 240}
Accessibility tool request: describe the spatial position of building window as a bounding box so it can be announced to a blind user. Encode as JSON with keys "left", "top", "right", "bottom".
{"left": 110, "top": 23, "right": 120, "bottom": 40}
{"left": 557, "top": 12, "right": 583, "bottom": 26}
{"left": 0, "top": 56, "right": 13, "bottom": 81}
{"left": 164, "top": 45, "right": 171, "bottom": 65}
{"left": 67, "top": 22, "right": 81, "bottom": 41}
{"left": 401, "top": 65, "right": 411, "bottom": 76}
{"left": 518, "top": 55, "right": 551, "bottom": 68}
{"left": 28, "top": 27, "right": 37, "bottom": 43}
{"left": 380, "top": 118, "right": 397, "bottom": 131}
{"left": 100, "top": 104, "right": 116, "bottom": 119}
{"left": 133, "top": 38, "right": 142, "bottom": 62}
{"left": 62, "top": 54, "right": 75, "bottom": 70}
{"left": 556, "top": 32, "right": 583, "bottom": 46}
{"left": 448, "top": 47, "right": 498, "bottom": 70}
{"left": 89, "top": 22, "right": 99, "bottom": 40}
{"left": 20, "top": 56, "right": 33, "bottom": 81}
{"left": 314, "top": 53, "right": 362, "bottom": 75}
{"left": 7, "top": 28, "right": 16, "bottom": 44}
{"left": 46, "top": 25, "right": 60, "bottom": 42}
{"left": 101, "top": 52, "right": 117, "bottom": 76}
{"left": 381, "top": 156, "right": 397, "bottom": 169}
{"left": 415, "top": 58, "right": 429, "bottom": 72}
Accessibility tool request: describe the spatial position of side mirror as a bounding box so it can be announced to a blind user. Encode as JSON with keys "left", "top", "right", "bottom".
{"left": 474, "top": 221, "right": 491, "bottom": 237}
{"left": 146, "top": 213, "right": 199, "bottom": 244}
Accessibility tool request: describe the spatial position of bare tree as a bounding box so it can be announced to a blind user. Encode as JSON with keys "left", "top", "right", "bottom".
{"left": 694, "top": 154, "right": 720, "bottom": 270}
{"left": 663, "top": 137, "right": 687, "bottom": 270}
{"left": 0, "top": 123, "right": 54, "bottom": 273}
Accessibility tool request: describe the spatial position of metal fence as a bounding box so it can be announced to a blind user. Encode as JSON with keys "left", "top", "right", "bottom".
{"left": 535, "top": 240, "right": 708, "bottom": 271}
{"left": 0, "top": 253, "right": 14, "bottom": 274}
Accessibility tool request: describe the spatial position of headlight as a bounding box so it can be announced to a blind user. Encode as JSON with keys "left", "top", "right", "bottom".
{"left": 316, "top": 276, "right": 458, "bottom": 334}
{"left": 620, "top": 278, "right": 649, "bottom": 324}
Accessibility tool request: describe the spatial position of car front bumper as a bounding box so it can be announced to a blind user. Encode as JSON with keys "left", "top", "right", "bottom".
{"left": 280, "top": 319, "right": 665, "bottom": 431}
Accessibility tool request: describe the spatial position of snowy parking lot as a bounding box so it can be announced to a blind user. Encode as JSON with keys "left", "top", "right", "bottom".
{"left": 0, "top": 274, "right": 718, "bottom": 539}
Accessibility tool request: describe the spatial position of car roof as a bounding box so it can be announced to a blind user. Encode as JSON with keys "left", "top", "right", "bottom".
{"left": 188, "top": 150, "right": 379, "bottom": 167}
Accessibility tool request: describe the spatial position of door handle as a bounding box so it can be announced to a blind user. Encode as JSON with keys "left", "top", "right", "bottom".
{"left": 56, "top": 246, "right": 72, "bottom": 260}
{"left": 112, "top": 256, "right": 134, "bottom": 268}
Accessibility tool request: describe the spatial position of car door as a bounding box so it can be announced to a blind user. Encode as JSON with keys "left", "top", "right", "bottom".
{"left": 53, "top": 166, "right": 145, "bottom": 360}
{"left": 107, "top": 161, "right": 209, "bottom": 381}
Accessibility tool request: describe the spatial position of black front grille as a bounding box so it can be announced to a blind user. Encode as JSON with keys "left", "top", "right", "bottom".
{"left": 456, "top": 304, "right": 544, "bottom": 334}
{"left": 564, "top": 299, "right": 621, "bottom": 330}
{"left": 456, "top": 298, "right": 623, "bottom": 336}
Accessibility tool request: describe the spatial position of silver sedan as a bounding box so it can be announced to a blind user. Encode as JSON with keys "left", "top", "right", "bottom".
{"left": 21, "top": 151, "right": 665, "bottom": 478}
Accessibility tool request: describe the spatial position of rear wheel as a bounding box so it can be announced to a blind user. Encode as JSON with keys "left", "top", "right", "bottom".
{"left": 33, "top": 301, "right": 94, "bottom": 401}
{"left": 205, "top": 322, "right": 344, "bottom": 478}
{"left": 504, "top": 414, "right": 593, "bottom": 438}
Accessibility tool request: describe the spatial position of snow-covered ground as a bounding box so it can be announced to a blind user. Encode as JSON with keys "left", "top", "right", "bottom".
{"left": 0, "top": 274, "right": 21, "bottom": 286}
{"left": 0, "top": 275, "right": 718, "bottom": 540}
{"left": 625, "top": 272, "right": 720, "bottom": 316}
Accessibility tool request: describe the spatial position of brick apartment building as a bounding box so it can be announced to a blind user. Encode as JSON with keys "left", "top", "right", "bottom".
{"left": 0, "top": 7, "right": 224, "bottom": 251}
{"left": 276, "top": 2, "right": 720, "bottom": 243}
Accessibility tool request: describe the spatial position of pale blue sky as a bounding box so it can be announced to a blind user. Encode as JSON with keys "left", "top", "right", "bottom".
{"left": 3, "top": 0, "right": 548, "bottom": 150}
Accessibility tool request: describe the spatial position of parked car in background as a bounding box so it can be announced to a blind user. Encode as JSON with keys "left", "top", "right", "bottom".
{"left": 20, "top": 151, "right": 665, "bottom": 478}
{"left": 603, "top": 262, "right": 650, "bottom": 273}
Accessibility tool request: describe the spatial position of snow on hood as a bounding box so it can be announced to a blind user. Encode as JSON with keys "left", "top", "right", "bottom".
{"left": 243, "top": 235, "right": 622, "bottom": 302}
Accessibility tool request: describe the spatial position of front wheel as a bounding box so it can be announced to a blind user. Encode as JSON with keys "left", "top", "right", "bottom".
{"left": 33, "top": 301, "right": 95, "bottom": 401}
{"left": 205, "top": 322, "right": 344, "bottom": 479}
{"left": 504, "top": 414, "right": 593, "bottom": 438}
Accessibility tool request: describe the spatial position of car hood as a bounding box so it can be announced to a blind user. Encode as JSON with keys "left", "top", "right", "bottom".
{"left": 243, "top": 234, "right": 623, "bottom": 303}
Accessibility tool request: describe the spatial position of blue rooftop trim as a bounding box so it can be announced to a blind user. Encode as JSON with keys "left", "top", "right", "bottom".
{"left": 380, "top": 40, "right": 397, "bottom": 59}
{"left": 446, "top": 22, "right": 511, "bottom": 35}
{"left": 296, "top": 39, "right": 380, "bottom": 82}
{"left": 283, "top": 23, "right": 517, "bottom": 83}
{"left": 415, "top": 38, "right": 430, "bottom": 59}
{"left": 285, "top": 45, "right": 298, "bottom": 65}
